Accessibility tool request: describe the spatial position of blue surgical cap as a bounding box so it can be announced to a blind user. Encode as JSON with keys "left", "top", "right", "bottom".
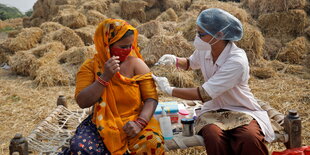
{"left": 196, "top": 8, "right": 243, "bottom": 41}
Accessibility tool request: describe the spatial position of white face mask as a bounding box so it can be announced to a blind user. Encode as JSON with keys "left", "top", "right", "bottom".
{"left": 193, "top": 35, "right": 211, "bottom": 51}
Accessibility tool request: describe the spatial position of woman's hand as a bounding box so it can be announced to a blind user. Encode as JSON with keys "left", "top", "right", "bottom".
{"left": 102, "top": 56, "right": 120, "bottom": 81}
{"left": 123, "top": 121, "right": 142, "bottom": 139}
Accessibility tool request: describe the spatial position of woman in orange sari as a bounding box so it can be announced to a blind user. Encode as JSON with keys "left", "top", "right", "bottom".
{"left": 62, "top": 19, "right": 165, "bottom": 155}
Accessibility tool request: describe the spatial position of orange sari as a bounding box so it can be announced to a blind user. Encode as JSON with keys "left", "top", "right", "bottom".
{"left": 75, "top": 19, "right": 164, "bottom": 155}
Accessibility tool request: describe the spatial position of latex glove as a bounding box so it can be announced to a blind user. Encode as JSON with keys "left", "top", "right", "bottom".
{"left": 152, "top": 74, "right": 174, "bottom": 96}
{"left": 155, "top": 54, "right": 177, "bottom": 66}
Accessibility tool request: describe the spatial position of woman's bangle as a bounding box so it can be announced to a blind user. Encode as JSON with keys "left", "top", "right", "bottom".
{"left": 97, "top": 76, "right": 109, "bottom": 86}
{"left": 137, "top": 117, "right": 148, "bottom": 125}
{"left": 185, "top": 58, "right": 190, "bottom": 70}
{"left": 134, "top": 120, "right": 144, "bottom": 129}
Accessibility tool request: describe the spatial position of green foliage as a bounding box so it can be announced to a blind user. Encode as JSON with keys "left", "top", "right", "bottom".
{"left": 0, "top": 26, "right": 14, "bottom": 32}
{"left": 0, "top": 3, "right": 24, "bottom": 20}
{"left": 25, "top": 9, "right": 33, "bottom": 17}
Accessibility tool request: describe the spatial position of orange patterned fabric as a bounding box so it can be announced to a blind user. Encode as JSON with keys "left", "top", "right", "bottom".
{"left": 75, "top": 19, "right": 164, "bottom": 155}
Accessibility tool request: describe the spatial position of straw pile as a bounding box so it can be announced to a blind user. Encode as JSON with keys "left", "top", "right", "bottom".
{"left": 9, "top": 50, "right": 40, "bottom": 77}
{"left": 156, "top": 8, "right": 178, "bottom": 22}
{"left": 74, "top": 26, "right": 96, "bottom": 46}
{"left": 34, "top": 61, "right": 71, "bottom": 87}
{"left": 151, "top": 66, "right": 200, "bottom": 88}
{"left": 235, "top": 23, "right": 265, "bottom": 65}
{"left": 141, "top": 34, "right": 194, "bottom": 66}
{"left": 243, "top": 0, "right": 306, "bottom": 17}
{"left": 250, "top": 66, "right": 276, "bottom": 79}
{"left": 145, "top": 8, "right": 162, "bottom": 21}
{"left": 79, "top": 0, "right": 108, "bottom": 14}
{"left": 8, "top": 27, "right": 43, "bottom": 53}
{"left": 53, "top": 8, "right": 87, "bottom": 29}
{"left": 58, "top": 45, "right": 96, "bottom": 84}
{"left": 137, "top": 20, "right": 163, "bottom": 38}
{"left": 120, "top": 0, "right": 147, "bottom": 22}
{"left": 40, "top": 22, "right": 65, "bottom": 34}
{"left": 42, "top": 27, "right": 84, "bottom": 50}
{"left": 258, "top": 9, "right": 307, "bottom": 43}
{"left": 83, "top": 10, "right": 108, "bottom": 26}
{"left": 277, "top": 37, "right": 309, "bottom": 64}
{"left": 263, "top": 38, "right": 283, "bottom": 60}
{"left": 161, "top": 0, "right": 191, "bottom": 16}
{"left": 137, "top": 34, "right": 149, "bottom": 51}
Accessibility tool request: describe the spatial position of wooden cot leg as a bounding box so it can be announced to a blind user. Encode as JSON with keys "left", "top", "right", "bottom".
{"left": 9, "top": 133, "right": 29, "bottom": 155}
{"left": 57, "top": 95, "right": 68, "bottom": 129}
{"left": 283, "top": 110, "right": 302, "bottom": 149}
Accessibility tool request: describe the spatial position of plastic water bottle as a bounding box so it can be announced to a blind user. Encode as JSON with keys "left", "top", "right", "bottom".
{"left": 159, "top": 106, "right": 173, "bottom": 140}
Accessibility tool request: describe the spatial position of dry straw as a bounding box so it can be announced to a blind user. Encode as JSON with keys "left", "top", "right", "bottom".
{"left": 79, "top": 0, "right": 108, "bottom": 14}
{"left": 243, "top": 0, "right": 306, "bottom": 18}
{"left": 40, "top": 22, "right": 65, "bottom": 34}
{"left": 41, "top": 27, "right": 84, "bottom": 50}
{"left": 258, "top": 9, "right": 307, "bottom": 43}
{"left": 235, "top": 23, "right": 265, "bottom": 65}
{"left": 83, "top": 10, "right": 108, "bottom": 26}
{"left": 151, "top": 66, "right": 201, "bottom": 88}
{"left": 53, "top": 8, "right": 87, "bottom": 29}
{"left": 9, "top": 50, "right": 40, "bottom": 77}
{"left": 145, "top": 8, "right": 162, "bottom": 21}
{"left": 137, "top": 34, "right": 149, "bottom": 51}
{"left": 34, "top": 61, "right": 71, "bottom": 87}
{"left": 250, "top": 66, "right": 276, "bottom": 79}
{"left": 137, "top": 20, "right": 163, "bottom": 38}
{"left": 141, "top": 33, "right": 194, "bottom": 66}
{"left": 263, "top": 38, "right": 283, "bottom": 60}
{"left": 74, "top": 25, "right": 96, "bottom": 46}
{"left": 277, "top": 37, "right": 309, "bottom": 64}
{"left": 120, "top": 0, "right": 147, "bottom": 22}
{"left": 156, "top": 8, "right": 178, "bottom": 22}
{"left": 8, "top": 27, "right": 43, "bottom": 53}
{"left": 161, "top": 0, "right": 191, "bottom": 16}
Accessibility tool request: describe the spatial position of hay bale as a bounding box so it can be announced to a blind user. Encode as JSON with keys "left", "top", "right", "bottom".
{"left": 53, "top": 8, "right": 87, "bottom": 29}
{"left": 106, "top": 2, "right": 122, "bottom": 19}
{"left": 79, "top": 0, "right": 108, "bottom": 14}
{"left": 145, "top": 8, "right": 162, "bottom": 21}
{"left": 304, "top": 54, "right": 310, "bottom": 68}
{"left": 151, "top": 66, "right": 200, "bottom": 88}
{"left": 8, "top": 27, "right": 43, "bottom": 53}
{"left": 161, "top": 0, "right": 191, "bottom": 16}
{"left": 156, "top": 8, "right": 178, "bottom": 22}
{"left": 58, "top": 46, "right": 96, "bottom": 84}
{"left": 84, "top": 10, "right": 108, "bottom": 26}
{"left": 120, "top": 0, "right": 147, "bottom": 22}
{"left": 142, "top": 34, "right": 194, "bottom": 66}
{"left": 34, "top": 62, "right": 71, "bottom": 87}
{"left": 277, "top": 37, "right": 308, "bottom": 64}
{"left": 42, "top": 27, "right": 84, "bottom": 50}
{"left": 58, "top": 46, "right": 96, "bottom": 66}
{"left": 178, "top": 14, "right": 197, "bottom": 41}
{"left": 284, "top": 64, "right": 306, "bottom": 75}
{"left": 267, "top": 60, "right": 286, "bottom": 71}
{"left": 9, "top": 50, "right": 40, "bottom": 77}
{"left": 128, "top": 19, "right": 141, "bottom": 28}
{"left": 250, "top": 66, "right": 276, "bottom": 79}
{"left": 40, "top": 22, "right": 65, "bottom": 34}
{"left": 235, "top": 23, "right": 265, "bottom": 65}
{"left": 55, "top": 0, "right": 77, "bottom": 5}
{"left": 143, "top": 0, "right": 158, "bottom": 7}
{"left": 31, "top": 42, "right": 65, "bottom": 58}
{"left": 0, "top": 38, "right": 14, "bottom": 54}
{"left": 188, "top": 1, "right": 250, "bottom": 23}
{"left": 258, "top": 9, "right": 307, "bottom": 43}
{"left": 161, "top": 21, "right": 178, "bottom": 35}
{"left": 74, "top": 26, "right": 96, "bottom": 46}
{"left": 0, "top": 51, "right": 8, "bottom": 65}
{"left": 263, "top": 38, "right": 283, "bottom": 60}
{"left": 242, "top": 0, "right": 306, "bottom": 17}
{"left": 138, "top": 34, "right": 149, "bottom": 51}
{"left": 7, "top": 30, "right": 21, "bottom": 38}
{"left": 137, "top": 20, "right": 163, "bottom": 38}
{"left": 305, "top": 26, "right": 310, "bottom": 38}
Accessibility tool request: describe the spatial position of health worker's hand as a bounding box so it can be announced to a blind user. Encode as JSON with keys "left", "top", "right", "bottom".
{"left": 152, "top": 74, "right": 174, "bottom": 96}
